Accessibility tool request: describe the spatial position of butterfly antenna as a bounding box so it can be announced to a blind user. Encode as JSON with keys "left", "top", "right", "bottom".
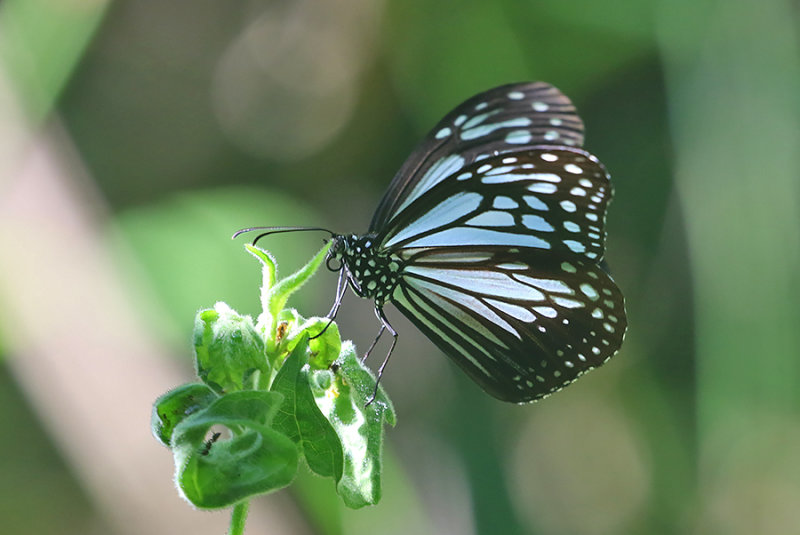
{"left": 232, "top": 226, "right": 336, "bottom": 246}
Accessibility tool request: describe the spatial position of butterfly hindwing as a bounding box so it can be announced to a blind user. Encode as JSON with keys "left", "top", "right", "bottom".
{"left": 390, "top": 250, "right": 626, "bottom": 402}
{"left": 370, "top": 82, "right": 586, "bottom": 233}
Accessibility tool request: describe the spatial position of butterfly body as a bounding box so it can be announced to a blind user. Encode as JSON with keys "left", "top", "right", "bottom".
{"left": 329, "top": 234, "right": 402, "bottom": 305}
{"left": 289, "top": 82, "right": 625, "bottom": 403}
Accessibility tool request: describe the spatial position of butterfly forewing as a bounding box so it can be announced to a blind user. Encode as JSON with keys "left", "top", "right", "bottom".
{"left": 390, "top": 250, "right": 626, "bottom": 402}
{"left": 379, "top": 147, "right": 612, "bottom": 263}
{"left": 370, "top": 82, "right": 586, "bottom": 233}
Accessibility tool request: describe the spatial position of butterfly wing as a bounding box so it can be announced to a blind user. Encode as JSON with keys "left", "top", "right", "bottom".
{"left": 391, "top": 250, "right": 626, "bottom": 402}
{"left": 379, "top": 147, "right": 612, "bottom": 262}
{"left": 376, "top": 147, "right": 626, "bottom": 402}
{"left": 369, "top": 82, "right": 585, "bottom": 234}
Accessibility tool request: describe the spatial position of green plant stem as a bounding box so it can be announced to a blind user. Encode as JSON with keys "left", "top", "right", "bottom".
{"left": 229, "top": 501, "right": 250, "bottom": 535}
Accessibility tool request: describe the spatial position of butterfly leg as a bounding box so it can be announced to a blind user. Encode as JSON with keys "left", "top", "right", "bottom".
{"left": 363, "top": 323, "right": 385, "bottom": 363}
{"left": 366, "top": 306, "right": 397, "bottom": 406}
{"left": 311, "top": 269, "right": 348, "bottom": 340}
{"left": 326, "top": 268, "right": 347, "bottom": 318}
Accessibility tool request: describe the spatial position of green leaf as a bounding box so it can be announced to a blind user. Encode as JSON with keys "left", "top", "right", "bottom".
{"left": 244, "top": 244, "right": 277, "bottom": 325}
{"left": 270, "top": 336, "right": 344, "bottom": 481}
{"left": 171, "top": 390, "right": 298, "bottom": 509}
{"left": 151, "top": 383, "right": 219, "bottom": 446}
{"left": 263, "top": 307, "right": 304, "bottom": 371}
{"left": 265, "top": 242, "right": 331, "bottom": 321}
{"left": 300, "top": 317, "right": 342, "bottom": 370}
{"left": 311, "top": 342, "right": 396, "bottom": 508}
{"left": 193, "top": 302, "right": 269, "bottom": 393}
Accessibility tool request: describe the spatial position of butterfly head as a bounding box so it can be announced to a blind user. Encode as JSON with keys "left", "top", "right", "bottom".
{"left": 325, "top": 234, "right": 349, "bottom": 270}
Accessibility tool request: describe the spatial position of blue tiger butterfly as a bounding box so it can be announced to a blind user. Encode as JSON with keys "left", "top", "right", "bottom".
{"left": 238, "top": 82, "right": 627, "bottom": 403}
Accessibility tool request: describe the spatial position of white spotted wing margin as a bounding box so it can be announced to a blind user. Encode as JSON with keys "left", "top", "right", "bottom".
{"left": 389, "top": 251, "right": 627, "bottom": 402}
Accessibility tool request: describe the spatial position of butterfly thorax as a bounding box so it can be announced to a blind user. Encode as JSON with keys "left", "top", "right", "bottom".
{"left": 329, "top": 234, "right": 402, "bottom": 305}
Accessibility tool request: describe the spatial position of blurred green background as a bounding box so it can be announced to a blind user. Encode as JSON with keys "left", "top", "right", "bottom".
{"left": 0, "top": 0, "right": 798, "bottom": 534}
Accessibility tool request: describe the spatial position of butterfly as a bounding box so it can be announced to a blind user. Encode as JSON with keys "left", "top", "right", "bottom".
{"left": 240, "top": 82, "right": 627, "bottom": 403}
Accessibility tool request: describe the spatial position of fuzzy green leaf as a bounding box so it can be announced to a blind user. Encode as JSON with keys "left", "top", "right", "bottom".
{"left": 244, "top": 244, "right": 277, "bottom": 327}
{"left": 171, "top": 390, "right": 298, "bottom": 509}
{"left": 151, "top": 383, "right": 218, "bottom": 446}
{"left": 270, "top": 336, "right": 344, "bottom": 481}
{"left": 265, "top": 242, "right": 331, "bottom": 321}
{"left": 193, "top": 303, "right": 268, "bottom": 393}
{"left": 310, "top": 342, "right": 396, "bottom": 508}
{"left": 304, "top": 318, "right": 342, "bottom": 370}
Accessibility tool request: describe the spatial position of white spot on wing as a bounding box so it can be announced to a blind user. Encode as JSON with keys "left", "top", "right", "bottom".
{"left": 505, "top": 130, "right": 533, "bottom": 144}
{"left": 464, "top": 112, "right": 492, "bottom": 129}
{"left": 494, "top": 196, "right": 519, "bottom": 209}
{"left": 515, "top": 275, "right": 574, "bottom": 294}
{"left": 524, "top": 173, "right": 561, "bottom": 183}
{"left": 523, "top": 195, "right": 548, "bottom": 211}
{"left": 484, "top": 165, "right": 517, "bottom": 176}
{"left": 564, "top": 163, "right": 582, "bottom": 174}
{"left": 466, "top": 210, "right": 516, "bottom": 227}
{"left": 402, "top": 227, "right": 552, "bottom": 250}
{"left": 534, "top": 306, "right": 558, "bottom": 318}
{"left": 528, "top": 183, "right": 557, "bottom": 194}
{"left": 461, "top": 117, "right": 533, "bottom": 141}
{"left": 580, "top": 283, "right": 600, "bottom": 300}
{"left": 522, "top": 214, "right": 555, "bottom": 232}
{"left": 570, "top": 187, "right": 587, "bottom": 197}
{"left": 487, "top": 299, "right": 536, "bottom": 322}
{"left": 483, "top": 172, "right": 560, "bottom": 184}
{"left": 498, "top": 262, "right": 527, "bottom": 270}
{"left": 436, "top": 127, "right": 451, "bottom": 139}
{"left": 552, "top": 296, "right": 585, "bottom": 309}
{"left": 564, "top": 240, "right": 586, "bottom": 253}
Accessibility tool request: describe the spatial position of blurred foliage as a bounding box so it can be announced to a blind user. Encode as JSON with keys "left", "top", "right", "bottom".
{"left": 1, "top": 0, "right": 798, "bottom": 534}
{"left": 110, "top": 187, "right": 331, "bottom": 349}
{"left": 0, "top": 366, "right": 111, "bottom": 534}
{"left": 0, "top": 0, "right": 108, "bottom": 119}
